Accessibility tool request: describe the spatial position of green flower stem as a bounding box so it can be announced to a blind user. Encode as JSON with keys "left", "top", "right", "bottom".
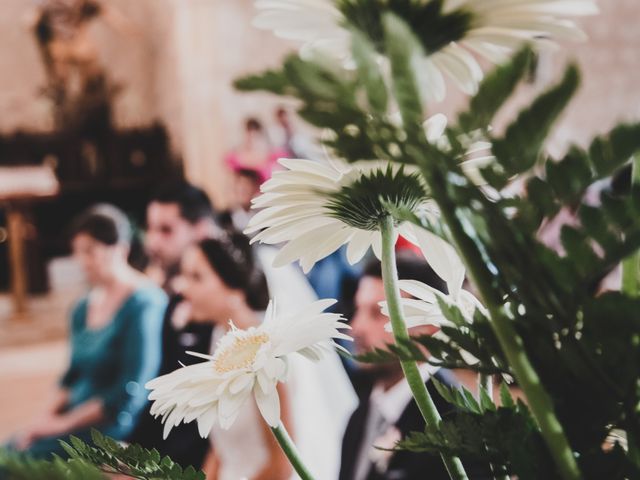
{"left": 478, "top": 371, "right": 508, "bottom": 480}
{"left": 622, "top": 153, "right": 640, "bottom": 297}
{"left": 419, "top": 165, "right": 581, "bottom": 480}
{"left": 271, "top": 423, "right": 315, "bottom": 480}
{"left": 622, "top": 153, "right": 640, "bottom": 467}
{"left": 380, "top": 215, "right": 468, "bottom": 480}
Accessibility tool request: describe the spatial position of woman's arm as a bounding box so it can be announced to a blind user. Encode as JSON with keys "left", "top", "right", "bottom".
{"left": 202, "top": 448, "right": 220, "bottom": 480}
{"left": 100, "top": 292, "right": 165, "bottom": 427}
{"left": 35, "top": 387, "right": 70, "bottom": 416}
{"left": 14, "top": 398, "right": 105, "bottom": 450}
{"left": 252, "top": 384, "right": 294, "bottom": 480}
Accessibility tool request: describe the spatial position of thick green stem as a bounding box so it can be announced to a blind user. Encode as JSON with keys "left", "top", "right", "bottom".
{"left": 490, "top": 309, "right": 580, "bottom": 480}
{"left": 271, "top": 423, "right": 315, "bottom": 480}
{"left": 622, "top": 153, "right": 640, "bottom": 467}
{"left": 380, "top": 216, "right": 468, "bottom": 480}
{"left": 424, "top": 182, "right": 581, "bottom": 480}
{"left": 622, "top": 154, "right": 640, "bottom": 297}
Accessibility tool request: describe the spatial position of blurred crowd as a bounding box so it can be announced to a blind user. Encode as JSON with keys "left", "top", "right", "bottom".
{"left": 2, "top": 111, "right": 492, "bottom": 480}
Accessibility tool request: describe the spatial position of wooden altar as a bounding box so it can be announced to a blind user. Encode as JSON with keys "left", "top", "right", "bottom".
{"left": 0, "top": 166, "right": 58, "bottom": 317}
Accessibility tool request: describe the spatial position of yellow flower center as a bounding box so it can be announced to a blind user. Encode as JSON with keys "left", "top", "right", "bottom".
{"left": 213, "top": 332, "right": 270, "bottom": 374}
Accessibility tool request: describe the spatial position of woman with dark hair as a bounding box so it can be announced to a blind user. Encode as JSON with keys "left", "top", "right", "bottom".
{"left": 175, "top": 233, "right": 294, "bottom": 480}
{"left": 7, "top": 204, "right": 166, "bottom": 460}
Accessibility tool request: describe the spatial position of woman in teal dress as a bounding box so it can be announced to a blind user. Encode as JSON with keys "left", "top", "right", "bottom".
{"left": 7, "top": 204, "right": 167, "bottom": 460}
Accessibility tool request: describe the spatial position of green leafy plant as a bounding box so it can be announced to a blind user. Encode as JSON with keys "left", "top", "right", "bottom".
{"left": 0, "top": 449, "right": 104, "bottom": 480}
{"left": 5, "top": 5, "right": 633, "bottom": 480}
{"left": 0, "top": 430, "right": 205, "bottom": 480}
{"left": 236, "top": 11, "right": 640, "bottom": 480}
{"left": 60, "top": 430, "right": 205, "bottom": 480}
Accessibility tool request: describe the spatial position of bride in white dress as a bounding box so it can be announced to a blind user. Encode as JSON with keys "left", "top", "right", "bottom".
{"left": 176, "top": 235, "right": 356, "bottom": 480}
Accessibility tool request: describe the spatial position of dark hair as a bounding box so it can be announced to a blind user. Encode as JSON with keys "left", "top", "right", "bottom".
{"left": 197, "top": 233, "right": 270, "bottom": 311}
{"left": 235, "top": 168, "right": 262, "bottom": 184}
{"left": 362, "top": 250, "right": 448, "bottom": 294}
{"left": 69, "top": 204, "right": 132, "bottom": 246}
{"left": 245, "top": 117, "right": 263, "bottom": 132}
{"left": 149, "top": 181, "right": 214, "bottom": 224}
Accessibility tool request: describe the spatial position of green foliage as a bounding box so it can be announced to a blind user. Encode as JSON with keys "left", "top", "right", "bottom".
{"left": 456, "top": 46, "right": 534, "bottom": 135}
{"left": 0, "top": 449, "right": 104, "bottom": 480}
{"left": 337, "top": 0, "right": 472, "bottom": 54}
{"left": 236, "top": 12, "right": 640, "bottom": 480}
{"left": 351, "top": 28, "right": 388, "bottom": 114}
{"left": 382, "top": 13, "right": 426, "bottom": 135}
{"left": 396, "top": 397, "right": 558, "bottom": 480}
{"left": 0, "top": 432, "right": 205, "bottom": 480}
{"left": 236, "top": 53, "right": 414, "bottom": 165}
{"left": 490, "top": 64, "right": 580, "bottom": 178}
{"left": 61, "top": 430, "right": 205, "bottom": 480}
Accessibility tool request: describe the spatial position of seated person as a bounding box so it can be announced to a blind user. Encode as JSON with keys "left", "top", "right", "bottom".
{"left": 340, "top": 252, "right": 490, "bottom": 480}
{"left": 217, "top": 168, "right": 262, "bottom": 232}
{"left": 224, "top": 117, "right": 288, "bottom": 183}
{"left": 178, "top": 234, "right": 355, "bottom": 480}
{"left": 178, "top": 234, "right": 292, "bottom": 480}
{"left": 6, "top": 204, "right": 166, "bottom": 460}
{"left": 128, "top": 182, "right": 218, "bottom": 469}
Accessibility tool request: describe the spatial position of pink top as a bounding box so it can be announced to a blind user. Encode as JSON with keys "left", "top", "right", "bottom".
{"left": 225, "top": 148, "right": 289, "bottom": 183}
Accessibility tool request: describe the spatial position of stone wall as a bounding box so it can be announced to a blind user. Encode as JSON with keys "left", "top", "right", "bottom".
{"left": 0, "top": 0, "right": 638, "bottom": 205}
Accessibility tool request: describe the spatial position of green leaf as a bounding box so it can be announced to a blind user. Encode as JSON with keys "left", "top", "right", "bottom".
{"left": 545, "top": 146, "right": 592, "bottom": 203}
{"left": 491, "top": 63, "right": 580, "bottom": 176}
{"left": 458, "top": 46, "right": 534, "bottom": 133}
{"left": 589, "top": 123, "right": 640, "bottom": 177}
{"left": 500, "top": 382, "right": 516, "bottom": 409}
{"left": 351, "top": 29, "right": 388, "bottom": 114}
{"left": 479, "top": 386, "right": 497, "bottom": 412}
{"left": 60, "top": 430, "right": 206, "bottom": 480}
{"left": 339, "top": 0, "right": 472, "bottom": 55}
{"left": 382, "top": 13, "right": 426, "bottom": 133}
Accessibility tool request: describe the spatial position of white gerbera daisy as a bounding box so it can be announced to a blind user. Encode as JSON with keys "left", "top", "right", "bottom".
{"left": 146, "top": 299, "right": 350, "bottom": 438}
{"left": 253, "top": 0, "right": 597, "bottom": 101}
{"left": 387, "top": 278, "right": 486, "bottom": 330}
{"left": 382, "top": 277, "right": 486, "bottom": 364}
{"left": 245, "top": 158, "right": 464, "bottom": 292}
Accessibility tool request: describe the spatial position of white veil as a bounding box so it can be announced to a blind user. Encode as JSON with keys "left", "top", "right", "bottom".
{"left": 255, "top": 245, "right": 358, "bottom": 480}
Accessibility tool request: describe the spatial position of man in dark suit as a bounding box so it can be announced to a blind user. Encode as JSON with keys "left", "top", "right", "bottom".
{"left": 127, "top": 182, "right": 218, "bottom": 469}
{"left": 340, "top": 252, "right": 486, "bottom": 480}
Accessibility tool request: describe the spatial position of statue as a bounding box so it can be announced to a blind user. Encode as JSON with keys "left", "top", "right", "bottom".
{"left": 24, "top": 0, "right": 132, "bottom": 132}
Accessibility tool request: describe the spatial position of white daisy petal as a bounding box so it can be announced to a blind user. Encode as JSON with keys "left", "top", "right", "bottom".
{"left": 254, "top": 387, "right": 282, "bottom": 428}
{"left": 398, "top": 279, "right": 440, "bottom": 303}
{"left": 409, "top": 224, "right": 466, "bottom": 299}
{"left": 197, "top": 408, "right": 218, "bottom": 438}
{"left": 346, "top": 229, "right": 376, "bottom": 265}
{"left": 229, "top": 373, "right": 255, "bottom": 394}
{"left": 371, "top": 232, "right": 385, "bottom": 260}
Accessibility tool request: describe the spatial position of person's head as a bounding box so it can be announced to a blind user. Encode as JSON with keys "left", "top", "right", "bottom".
{"left": 69, "top": 204, "right": 132, "bottom": 285}
{"left": 243, "top": 117, "right": 269, "bottom": 146}
{"left": 178, "top": 233, "right": 269, "bottom": 323}
{"left": 234, "top": 168, "right": 262, "bottom": 210}
{"left": 245, "top": 117, "right": 263, "bottom": 133}
{"left": 351, "top": 251, "right": 447, "bottom": 376}
{"left": 275, "top": 107, "right": 290, "bottom": 127}
{"left": 145, "top": 182, "right": 216, "bottom": 271}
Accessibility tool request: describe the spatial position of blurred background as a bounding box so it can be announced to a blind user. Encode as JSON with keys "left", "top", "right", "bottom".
{"left": 0, "top": 0, "right": 639, "bottom": 442}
